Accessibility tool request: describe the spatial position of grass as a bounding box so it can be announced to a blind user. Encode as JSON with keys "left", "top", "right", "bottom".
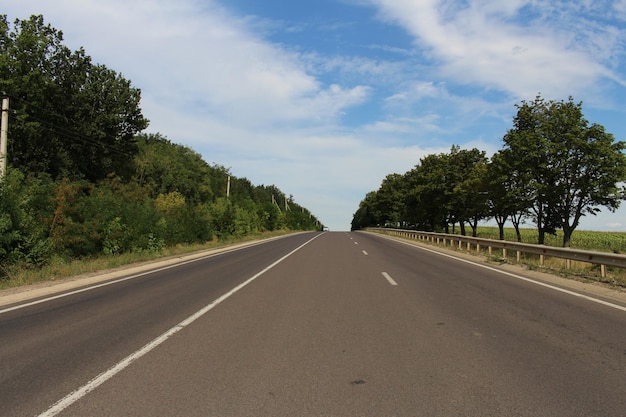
{"left": 0, "top": 230, "right": 298, "bottom": 291}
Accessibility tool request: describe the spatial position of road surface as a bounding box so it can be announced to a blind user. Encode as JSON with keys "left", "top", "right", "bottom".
{"left": 1, "top": 231, "right": 625, "bottom": 416}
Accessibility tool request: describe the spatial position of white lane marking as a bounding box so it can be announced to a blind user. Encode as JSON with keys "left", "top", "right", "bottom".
{"left": 362, "top": 250, "right": 368, "bottom": 255}
{"left": 1, "top": 238, "right": 287, "bottom": 315}
{"left": 354, "top": 241, "right": 358, "bottom": 245}
{"left": 376, "top": 234, "right": 626, "bottom": 312}
{"left": 38, "top": 233, "right": 322, "bottom": 417}
{"left": 382, "top": 272, "right": 398, "bottom": 286}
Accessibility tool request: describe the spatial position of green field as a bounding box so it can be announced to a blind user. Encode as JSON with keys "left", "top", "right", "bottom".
{"left": 472, "top": 226, "right": 626, "bottom": 254}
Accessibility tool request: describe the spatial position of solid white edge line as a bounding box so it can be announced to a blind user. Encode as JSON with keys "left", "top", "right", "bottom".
{"left": 1, "top": 237, "right": 289, "bottom": 315}
{"left": 382, "top": 272, "right": 398, "bottom": 286}
{"left": 38, "top": 233, "right": 322, "bottom": 417}
{"left": 375, "top": 234, "right": 626, "bottom": 312}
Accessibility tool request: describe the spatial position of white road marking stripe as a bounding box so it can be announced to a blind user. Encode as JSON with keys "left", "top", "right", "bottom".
{"left": 362, "top": 250, "right": 368, "bottom": 255}
{"left": 382, "top": 272, "right": 398, "bottom": 286}
{"left": 38, "top": 233, "right": 322, "bottom": 417}
{"left": 354, "top": 242, "right": 358, "bottom": 245}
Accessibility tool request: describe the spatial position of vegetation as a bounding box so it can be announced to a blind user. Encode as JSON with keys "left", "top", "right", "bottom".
{"left": 353, "top": 95, "right": 626, "bottom": 248}
{"left": 0, "top": 15, "right": 322, "bottom": 284}
{"left": 0, "top": 15, "right": 148, "bottom": 181}
{"left": 468, "top": 226, "right": 626, "bottom": 255}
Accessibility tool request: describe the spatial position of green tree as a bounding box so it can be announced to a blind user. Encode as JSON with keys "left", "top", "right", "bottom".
{"left": 404, "top": 153, "right": 450, "bottom": 232}
{"left": 134, "top": 133, "right": 214, "bottom": 203}
{"left": 486, "top": 150, "right": 530, "bottom": 241}
{"left": 503, "top": 95, "right": 626, "bottom": 246}
{"left": 503, "top": 96, "right": 559, "bottom": 244}
{"left": 373, "top": 173, "right": 406, "bottom": 228}
{"left": 0, "top": 14, "right": 148, "bottom": 181}
{"left": 0, "top": 168, "right": 53, "bottom": 268}
{"left": 446, "top": 146, "right": 489, "bottom": 236}
{"left": 351, "top": 191, "right": 378, "bottom": 230}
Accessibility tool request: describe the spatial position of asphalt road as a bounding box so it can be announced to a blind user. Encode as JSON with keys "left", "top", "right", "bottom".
{"left": 1, "top": 231, "right": 625, "bottom": 416}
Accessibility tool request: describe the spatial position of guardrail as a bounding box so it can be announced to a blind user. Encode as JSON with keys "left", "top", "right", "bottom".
{"left": 364, "top": 227, "right": 626, "bottom": 278}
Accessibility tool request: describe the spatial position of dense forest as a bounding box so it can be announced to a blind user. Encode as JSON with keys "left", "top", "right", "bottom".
{"left": 352, "top": 95, "right": 626, "bottom": 248}
{"left": 0, "top": 15, "right": 321, "bottom": 274}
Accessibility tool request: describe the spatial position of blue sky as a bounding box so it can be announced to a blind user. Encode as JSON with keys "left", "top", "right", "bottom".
{"left": 5, "top": 0, "right": 626, "bottom": 231}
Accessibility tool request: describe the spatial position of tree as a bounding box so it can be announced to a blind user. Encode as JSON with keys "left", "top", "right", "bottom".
{"left": 446, "top": 146, "right": 489, "bottom": 236}
{"left": 503, "top": 96, "right": 559, "bottom": 244}
{"left": 0, "top": 168, "right": 54, "bottom": 267}
{"left": 404, "top": 153, "right": 450, "bottom": 232}
{"left": 134, "top": 133, "right": 214, "bottom": 203}
{"left": 545, "top": 101, "right": 626, "bottom": 247}
{"left": 351, "top": 192, "right": 378, "bottom": 230}
{"left": 503, "top": 95, "right": 626, "bottom": 246}
{"left": 0, "top": 14, "right": 148, "bottom": 181}
{"left": 487, "top": 150, "right": 530, "bottom": 241}
{"left": 457, "top": 159, "right": 489, "bottom": 237}
{"left": 374, "top": 173, "right": 406, "bottom": 227}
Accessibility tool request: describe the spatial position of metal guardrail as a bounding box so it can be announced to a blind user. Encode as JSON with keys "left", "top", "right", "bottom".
{"left": 365, "top": 227, "right": 626, "bottom": 278}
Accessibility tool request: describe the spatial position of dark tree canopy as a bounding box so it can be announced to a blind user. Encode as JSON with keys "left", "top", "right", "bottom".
{"left": 0, "top": 14, "right": 149, "bottom": 181}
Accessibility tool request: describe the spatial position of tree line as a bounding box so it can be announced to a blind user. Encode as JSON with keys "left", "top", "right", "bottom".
{"left": 0, "top": 15, "right": 321, "bottom": 273}
{"left": 352, "top": 95, "right": 626, "bottom": 247}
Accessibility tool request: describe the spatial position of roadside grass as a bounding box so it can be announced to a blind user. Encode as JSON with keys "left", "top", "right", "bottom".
{"left": 0, "top": 230, "right": 298, "bottom": 291}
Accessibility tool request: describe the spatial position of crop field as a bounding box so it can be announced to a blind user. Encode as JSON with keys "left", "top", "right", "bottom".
{"left": 472, "top": 226, "right": 626, "bottom": 254}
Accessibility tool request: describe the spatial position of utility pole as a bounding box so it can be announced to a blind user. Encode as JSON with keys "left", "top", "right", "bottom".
{"left": 272, "top": 194, "right": 281, "bottom": 211}
{"left": 226, "top": 175, "right": 231, "bottom": 199}
{"left": 0, "top": 95, "right": 8, "bottom": 181}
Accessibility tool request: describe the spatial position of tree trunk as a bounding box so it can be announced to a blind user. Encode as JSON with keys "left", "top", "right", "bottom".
{"left": 535, "top": 204, "right": 546, "bottom": 245}
{"left": 470, "top": 217, "right": 479, "bottom": 237}
{"left": 538, "top": 227, "right": 546, "bottom": 245}
{"left": 494, "top": 213, "right": 506, "bottom": 240}
{"left": 510, "top": 214, "right": 523, "bottom": 242}
{"left": 562, "top": 218, "right": 578, "bottom": 247}
{"left": 562, "top": 206, "right": 583, "bottom": 248}
{"left": 496, "top": 221, "right": 505, "bottom": 240}
{"left": 459, "top": 222, "right": 466, "bottom": 236}
{"left": 562, "top": 227, "right": 572, "bottom": 247}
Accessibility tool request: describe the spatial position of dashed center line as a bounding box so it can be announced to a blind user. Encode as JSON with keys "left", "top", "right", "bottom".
{"left": 382, "top": 272, "right": 398, "bottom": 286}
{"left": 362, "top": 250, "right": 368, "bottom": 255}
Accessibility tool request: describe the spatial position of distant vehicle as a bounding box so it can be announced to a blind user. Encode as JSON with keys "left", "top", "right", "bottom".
{"left": 323, "top": 227, "right": 329, "bottom": 231}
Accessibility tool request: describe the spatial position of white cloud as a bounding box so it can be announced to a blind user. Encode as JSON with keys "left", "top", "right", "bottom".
{"left": 7, "top": 0, "right": 369, "bottom": 130}
{"left": 362, "top": 115, "right": 443, "bottom": 136}
{"left": 617, "top": 0, "right": 626, "bottom": 19}
{"left": 367, "top": 0, "right": 617, "bottom": 98}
